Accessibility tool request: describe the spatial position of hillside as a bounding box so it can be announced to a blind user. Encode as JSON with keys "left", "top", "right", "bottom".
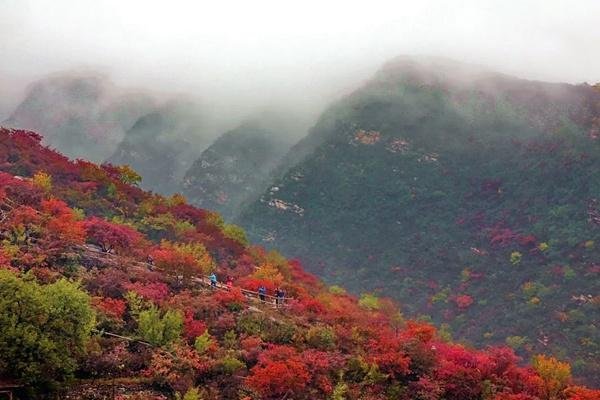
{"left": 4, "top": 72, "right": 155, "bottom": 162}
{"left": 182, "top": 120, "right": 293, "bottom": 220}
{"left": 238, "top": 57, "right": 600, "bottom": 385}
{"left": 1, "top": 127, "right": 598, "bottom": 398}
{"left": 106, "top": 99, "right": 217, "bottom": 195}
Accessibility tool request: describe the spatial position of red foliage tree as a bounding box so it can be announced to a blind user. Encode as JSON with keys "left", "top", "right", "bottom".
{"left": 518, "top": 234, "right": 537, "bottom": 248}
{"left": 246, "top": 345, "right": 310, "bottom": 399}
{"left": 40, "top": 198, "right": 86, "bottom": 251}
{"left": 213, "top": 287, "right": 247, "bottom": 309}
{"left": 300, "top": 350, "right": 345, "bottom": 396}
{"left": 144, "top": 343, "right": 212, "bottom": 393}
{"left": 84, "top": 216, "right": 143, "bottom": 253}
{"left": 183, "top": 310, "right": 207, "bottom": 341}
{"left": 240, "top": 336, "right": 263, "bottom": 364}
{"left": 403, "top": 321, "right": 437, "bottom": 343}
{"left": 489, "top": 227, "right": 518, "bottom": 247}
{"left": 94, "top": 297, "right": 127, "bottom": 319}
{"left": 366, "top": 334, "right": 410, "bottom": 379}
{"left": 124, "top": 282, "right": 170, "bottom": 304}
{"left": 564, "top": 386, "right": 600, "bottom": 400}
{"left": 454, "top": 294, "right": 474, "bottom": 310}
{"left": 149, "top": 243, "right": 211, "bottom": 280}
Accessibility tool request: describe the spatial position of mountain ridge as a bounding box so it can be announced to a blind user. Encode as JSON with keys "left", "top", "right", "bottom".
{"left": 237, "top": 57, "right": 600, "bottom": 385}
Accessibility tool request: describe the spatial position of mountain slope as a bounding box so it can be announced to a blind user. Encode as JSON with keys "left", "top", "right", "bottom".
{"left": 182, "top": 120, "right": 293, "bottom": 220}
{"left": 106, "top": 99, "right": 216, "bottom": 194}
{"left": 2, "top": 128, "right": 599, "bottom": 398}
{"left": 238, "top": 57, "right": 600, "bottom": 384}
{"left": 4, "top": 72, "right": 155, "bottom": 162}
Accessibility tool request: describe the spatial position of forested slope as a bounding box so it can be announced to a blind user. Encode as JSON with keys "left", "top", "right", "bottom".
{"left": 238, "top": 57, "right": 600, "bottom": 384}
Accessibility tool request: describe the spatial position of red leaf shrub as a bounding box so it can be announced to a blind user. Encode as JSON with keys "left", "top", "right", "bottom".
{"left": 95, "top": 297, "right": 127, "bottom": 319}
{"left": 0, "top": 250, "right": 12, "bottom": 270}
{"left": 454, "top": 294, "right": 474, "bottom": 310}
{"left": 84, "top": 216, "right": 144, "bottom": 254}
{"left": 124, "top": 282, "right": 170, "bottom": 304}
{"left": 366, "top": 335, "right": 410, "bottom": 379}
{"left": 144, "top": 344, "right": 212, "bottom": 394}
{"left": 183, "top": 310, "right": 207, "bottom": 340}
{"left": 240, "top": 336, "right": 263, "bottom": 364}
{"left": 246, "top": 345, "right": 310, "bottom": 398}
{"left": 564, "top": 386, "right": 600, "bottom": 400}
{"left": 40, "top": 198, "right": 86, "bottom": 246}
{"left": 489, "top": 227, "right": 518, "bottom": 247}
{"left": 518, "top": 234, "right": 537, "bottom": 247}
{"left": 213, "top": 287, "right": 246, "bottom": 309}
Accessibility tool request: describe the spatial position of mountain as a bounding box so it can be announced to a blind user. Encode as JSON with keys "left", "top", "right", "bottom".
{"left": 238, "top": 56, "right": 600, "bottom": 384}
{"left": 3, "top": 127, "right": 599, "bottom": 398}
{"left": 106, "top": 99, "right": 216, "bottom": 195}
{"left": 181, "top": 119, "right": 294, "bottom": 220}
{"left": 4, "top": 71, "right": 155, "bottom": 162}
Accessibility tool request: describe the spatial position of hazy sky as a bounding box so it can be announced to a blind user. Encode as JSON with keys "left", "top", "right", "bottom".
{"left": 1, "top": 0, "right": 599, "bottom": 121}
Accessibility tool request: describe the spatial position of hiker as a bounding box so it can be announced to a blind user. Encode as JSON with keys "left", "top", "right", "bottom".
{"left": 275, "top": 287, "right": 285, "bottom": 306}
{"left": 258, "top": 285, "right": 266, "bottom": 302}
{"left": 209, "top": 273, "right": 217, "bottom": 288}
{"left": 146, "top": 255, "right": 155, "bottom": 269}
{"left": 226, "top": 276, "right": 233, "bottom": 289}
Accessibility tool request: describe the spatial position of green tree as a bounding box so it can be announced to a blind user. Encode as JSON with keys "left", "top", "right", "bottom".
{"left": 222, "top": 223, "right": 248, "bottom": 246}
{"left": 0, "top": 270, "right": 95, "bottom": 388}
{"left": 137, "top": 306, "right": 183, "bottom": 346}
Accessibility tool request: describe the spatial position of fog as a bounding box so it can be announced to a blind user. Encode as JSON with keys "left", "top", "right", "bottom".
{"left": 1, "top": 0, "right": 600, "bottom": 125}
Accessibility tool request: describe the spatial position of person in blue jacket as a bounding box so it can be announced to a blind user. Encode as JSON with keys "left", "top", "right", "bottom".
{"left": 209, "top": 273, "right": 217, "bottom": 288}
{"left": 258, "top": 285, "right": 266, "bottom": 302}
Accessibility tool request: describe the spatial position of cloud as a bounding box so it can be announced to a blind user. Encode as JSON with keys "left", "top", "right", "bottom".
{"left": 1, "top": 0, "right": 599, "bottom": 121}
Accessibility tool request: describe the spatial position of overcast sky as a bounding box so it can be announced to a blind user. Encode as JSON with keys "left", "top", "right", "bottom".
{"left": 1, "top": 0, "right": 599, "bottom": 121}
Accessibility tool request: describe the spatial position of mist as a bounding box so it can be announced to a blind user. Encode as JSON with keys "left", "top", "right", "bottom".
{"left": 1, "top": 0, "right": 600, "bottom": 128}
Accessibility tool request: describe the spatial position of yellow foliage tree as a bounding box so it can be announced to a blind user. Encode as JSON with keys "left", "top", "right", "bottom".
{"left": 531, "top": 354, "right": 571, "bottom": 400}
{"left": 32, "top": 171, "right": 52, "bottom": 193}
{"left": 116, "top": 165, "right": 142, "bottom": 186}
{"left": 252, "top": 262, "right": 284, "bottom": 286}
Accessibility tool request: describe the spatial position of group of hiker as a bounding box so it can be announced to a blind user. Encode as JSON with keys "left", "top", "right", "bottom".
{"left": 147, "top": 258, "right": 286, "bottom": 305}
{"left": 208, "top": 273, "right": 286, "bottom": 305}
{"left": 258, "top": 285, "right": 286, "bottom": 305}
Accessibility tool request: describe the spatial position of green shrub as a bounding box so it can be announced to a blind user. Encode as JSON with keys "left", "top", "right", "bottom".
{"left": 194, "top": 330, "right": 214, "bottom": 354}
{"left": 237, "top": 313, "right": 266, "bottom": 336}
{"left": 505, "top": 335, "right": 528, "bottom": 350}
{"left": 218, "top": 355, "right": 245, "bottom": 375}
{"left": 176, "top": 387, "right": 203, "bottom": 400}
{"left": 223, "top": 330, "right": 238, "bottom": 349}
{"left": 137, "top": 306, "right": 183, "bottom": 346}
{"left": 329, "top": 285, "right": 346, "bottom": 295}
{"left": 358, "top": 293, "right": 380, "bottom": 310}
{"left": 306, "top": 325, "right": 337, "bottom": 350}
{"left": 510, "top": 251, "right": 522, "bottom": 265}
{"left": 262, "top": 320, "right": 296, "bottom": 344}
